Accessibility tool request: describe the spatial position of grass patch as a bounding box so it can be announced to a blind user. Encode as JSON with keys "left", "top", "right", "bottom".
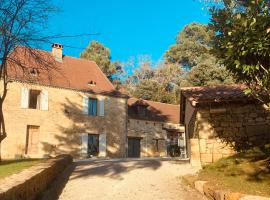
{"left": 0, "top": 159, "right": 42, "bottom": 179}
{"left": 198, "top": 146, "right": 270, "bottom": 197}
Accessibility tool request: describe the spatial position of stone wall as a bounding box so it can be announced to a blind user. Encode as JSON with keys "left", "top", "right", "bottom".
{"left": 189, "top": 103, "right": 270, "bottom": 165}
{"left": 0, "top": 155, "right": 72, "bottom": 200}
{"left": 127, "top": 119, "right": 167, "bottom": 157}
{"left": 2, "top": 82, "right": 127, "bottom": 159}
{"left": 127, "top": 119, "right": 185, "bottom": 157}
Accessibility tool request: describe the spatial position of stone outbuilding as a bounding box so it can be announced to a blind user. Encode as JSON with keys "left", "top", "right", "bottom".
{"left": 127, "top": 98, "right": 186, "bottom": 158}
{"left": 180, "top": 85, "right": 270, "bottom": 166}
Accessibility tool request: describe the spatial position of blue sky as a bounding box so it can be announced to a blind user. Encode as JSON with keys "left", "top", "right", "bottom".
{"left": 46, "top": 0, "right": 210, "bottom": 64}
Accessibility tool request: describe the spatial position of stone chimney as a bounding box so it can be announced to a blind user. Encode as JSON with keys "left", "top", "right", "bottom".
{"left": 52, "top": 43, "right": 63, "bottom": 62}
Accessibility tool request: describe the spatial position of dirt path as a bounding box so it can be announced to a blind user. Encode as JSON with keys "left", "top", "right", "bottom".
{"left": 49, "top": 159, "right": 206, "bottom": 200}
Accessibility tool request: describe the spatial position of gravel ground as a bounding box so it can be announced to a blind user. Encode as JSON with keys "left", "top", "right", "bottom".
{"left": 51, "top": 159, "right": 206, "bottom": 200}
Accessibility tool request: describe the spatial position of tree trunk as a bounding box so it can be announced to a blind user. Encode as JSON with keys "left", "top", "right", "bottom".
{"left": 0, "top": 86, "right": 8, "bottom": 162}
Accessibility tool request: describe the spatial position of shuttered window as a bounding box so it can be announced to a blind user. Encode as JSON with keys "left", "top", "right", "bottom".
{"left": 88, "top": 98, "right": 97, "bottom": 116}
{"left": 82, "top": 96, "right": 105, "bottom": 117}
{"left": 21, "top": 88, "right": 48, "bottom": 110}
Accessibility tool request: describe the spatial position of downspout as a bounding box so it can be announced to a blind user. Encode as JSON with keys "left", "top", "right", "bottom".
{"left": 125, "top": 98, "right": 128, "bottom": 158}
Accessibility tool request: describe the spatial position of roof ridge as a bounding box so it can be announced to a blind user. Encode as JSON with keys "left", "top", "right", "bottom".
{"left": 130, "top": 97, "right": 179, "bottom": 107}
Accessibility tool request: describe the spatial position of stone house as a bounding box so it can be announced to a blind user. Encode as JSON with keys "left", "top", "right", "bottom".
{"left": 2, "top": 44, "right": 128, "bottom": 159}
{"left": 127, "top": 98, "right": 186, "bottom": 158}
{"left": 180, "top": 85, "right": 270, "bottom": 166}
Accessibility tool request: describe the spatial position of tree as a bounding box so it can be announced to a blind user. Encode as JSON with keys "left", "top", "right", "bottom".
{"left": 210, "top": 0, "right": 270, "bottom": 103}
{"left": 80, "top": 41, "right": 121, "bottom": 80}
{"left": 187, "top": 56, "right": 235, "bottom": 86}
{"left": 125, "top": 62, "right": 183, "bottom": 104}
{"left": 0, "top": 0, "right": 57, "bottom": 160}
{"left": 164, "top": 22, "right": 234, "bottom": 86}
{"left": 164, "top": 22, "right": 214, "bottom": 68}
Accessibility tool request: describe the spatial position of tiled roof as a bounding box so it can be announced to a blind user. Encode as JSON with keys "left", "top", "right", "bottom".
{"left": 7, "top": 46, "right": 125, "bottom": 97}
{"left": 128, "top": 98, "right": 180, "bottom": 124}
{"left": 181, "top": 85, "right": 255, "bottom": 104}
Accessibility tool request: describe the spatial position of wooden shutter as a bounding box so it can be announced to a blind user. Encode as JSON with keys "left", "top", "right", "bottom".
{"left": 178, "top": 138, "right": 185, "bottom": 148}
{"left": 82, "top": 96, "right": 89, "bottom": 114}
{"left": 21, "top": 87, "right": 29, "bottom": 108}
{"left": 40, "top": 90, "right": 49, "bottom": 110}
{"left": 81, "top": 133, "right": 88, "bottom": 156}
{"left": 99, "top": 133, "right": 106, "bottom": 157}
{"left": 98, "top": 98, "right": 105, "bottom": 116}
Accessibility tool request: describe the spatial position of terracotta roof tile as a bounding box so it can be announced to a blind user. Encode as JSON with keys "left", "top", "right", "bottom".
{"left": 128, "top": 98, "right": 180, "bottom": 124}
{"left": 7, "top": 46, "right": 125, "bottom": 97}
{"left": 181, "top": 85, "right": 255, "bottom": 104}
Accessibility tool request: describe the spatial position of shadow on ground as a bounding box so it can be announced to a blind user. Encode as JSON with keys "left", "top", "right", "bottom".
{"left": 39, "top": 163, "right": 76, "bottom": 200}
{"left": 39, "top": 159, "right": 176, "bottom": 200}
{"left": 71, "top": 159, "right": 163, "bottom": 180}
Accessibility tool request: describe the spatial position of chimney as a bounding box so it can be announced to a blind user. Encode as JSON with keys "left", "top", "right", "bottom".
{"left": 52, "top": 43, "right": 63, "bottom": 62}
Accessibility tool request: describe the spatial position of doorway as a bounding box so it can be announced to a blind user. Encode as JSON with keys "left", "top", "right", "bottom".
{"left": 26, "top": 125, "right": 40, "bottom": 155}
{"left": 167, "top": 131, "right": 181, "bottom": 157}
{"left": 128, "top": 137, "right": 141, "bottom": 158}
{"left": 88, "top": 134, "right": 99, "bottom": 156}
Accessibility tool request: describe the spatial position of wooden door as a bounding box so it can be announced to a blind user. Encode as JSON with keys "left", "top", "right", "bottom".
{"left": 128, "top": 138, "right": 141, "bottom": 158}
{"left": 26, "top": 126, "right": 40, "bottom": 155}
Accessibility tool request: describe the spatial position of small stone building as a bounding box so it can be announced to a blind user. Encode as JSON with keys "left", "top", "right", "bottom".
{"left": 180, "top": 85, "right": 270, "bottom": 166}
{"left": 2, "top": 44, "right": 128, "bottom": 159}
{"left": 127, "top": 98, "right": 185, "bottom": 158}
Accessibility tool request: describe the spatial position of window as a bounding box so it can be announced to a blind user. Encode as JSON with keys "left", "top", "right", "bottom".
{"left": 137, "top": 105, "right": 147, "bottom": 117}
{"left": 88, "top": 98, "right": 97, "bottom": 116}
{"left": 29, "top": 90, "right": 41, "bottom": 109}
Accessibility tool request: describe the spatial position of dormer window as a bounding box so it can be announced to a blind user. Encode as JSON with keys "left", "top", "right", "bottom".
{"left": 137, "top": 105, "right": 147, "bottom": 117}
{"left": 29, "top": 68, "right": 39, "bottom": 76}
{"left": 88, "top": 81, "right": 96, "bottom": 87}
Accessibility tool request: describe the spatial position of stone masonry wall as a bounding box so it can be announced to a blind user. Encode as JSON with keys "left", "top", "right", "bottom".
{"left": 2, "top": 82, "right": 127, "bottom": 159}
{"left": 127, "top": 119, "right": 167, "bottom": 157}
{"left": 190, "top": 103, "right": 270, "bottom": 165}
{"left": 0, "top": 155, "right": 72, "bottom": 200}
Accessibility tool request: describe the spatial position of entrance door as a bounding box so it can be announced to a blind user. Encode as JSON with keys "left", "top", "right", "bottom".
{"left": 128, "top": 138, "right": 141, "bottom": 158}
{"left": 88, "top": 134, "right": 99, "bottom": 156}
{"left": 26, "top": 125, "right": 40, "bottom": 155}
{"left": 167, "top": 131, "right": 181, "bottom": 157}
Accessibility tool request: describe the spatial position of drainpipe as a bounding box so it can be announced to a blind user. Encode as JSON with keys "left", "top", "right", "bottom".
{"left": 125, "top": 98, "right": 128, "bottom": 158}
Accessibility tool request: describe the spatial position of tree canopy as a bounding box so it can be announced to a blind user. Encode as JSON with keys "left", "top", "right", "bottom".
{"left": 210, "top": 0, "right": 270, "bottom": 103}
{"left": 164, "top": 22, "right": 214, "bottom": 68}
{"left": 164, "top": 22, "right": 234, "bottom": 87}
{"left": 125, "top": 63, "right": 183, "bottom": 104}
{"left": 187, "top": 55, "right": 235, "bottom": 86}
{"left": 80, "top": 41, "right": 121, "bottom": 80}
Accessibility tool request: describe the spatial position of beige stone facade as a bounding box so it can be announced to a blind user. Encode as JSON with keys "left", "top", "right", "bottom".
{"left": 127, "top": 119, "right": 185, "bottom": 157}
{"left": 2, "top": 81, "right": 127, "bottom": 159}
{"left": 183, "top": 100, "right": 270, "bottom": 165}
{"left": 127, "top": 98, "right": 185, "bottom": 158}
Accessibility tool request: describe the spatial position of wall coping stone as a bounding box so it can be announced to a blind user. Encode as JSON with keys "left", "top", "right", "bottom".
{"left": 0, "top": 154, "right": 72, "bottom": 200}
{"left": 182, "top": 176, "right": 270, "bottom": 200}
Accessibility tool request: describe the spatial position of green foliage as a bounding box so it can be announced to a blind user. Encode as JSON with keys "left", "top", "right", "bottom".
{"left": 187, "top": 56, "right": 235, "bottom": 86}
{"left": 80, "top": 41, "right": 121, "bottom": 79}
{"left": 165, "top": 22, "right": 214, "bottom": 67}
{"left": 125, "top": 63, "right": 183, "bottom": 104}
{"left": 210, "top": 0, "right": 270, "bottom": 103}
{"left": 164, "top": 22, "right": 234, "bottom": 87}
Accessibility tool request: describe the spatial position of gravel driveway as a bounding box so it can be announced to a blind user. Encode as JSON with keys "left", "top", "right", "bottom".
{"left": 45, "top": 159, "right": 207, "bottom": 200}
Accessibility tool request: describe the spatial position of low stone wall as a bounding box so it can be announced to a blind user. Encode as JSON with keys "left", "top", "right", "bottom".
{"left": 183, "top": 176, "right": 270, "bottom": 200}
{"left": 0, "top": 154, "right": 72, "bottom": 200}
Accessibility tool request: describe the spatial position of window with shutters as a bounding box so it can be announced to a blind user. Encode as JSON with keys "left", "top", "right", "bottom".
{"left": 88, "top": 98, "right": 97, "bottom": 116}
{"left": 29, "top": 90, "right": 41, "bottom": 109}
